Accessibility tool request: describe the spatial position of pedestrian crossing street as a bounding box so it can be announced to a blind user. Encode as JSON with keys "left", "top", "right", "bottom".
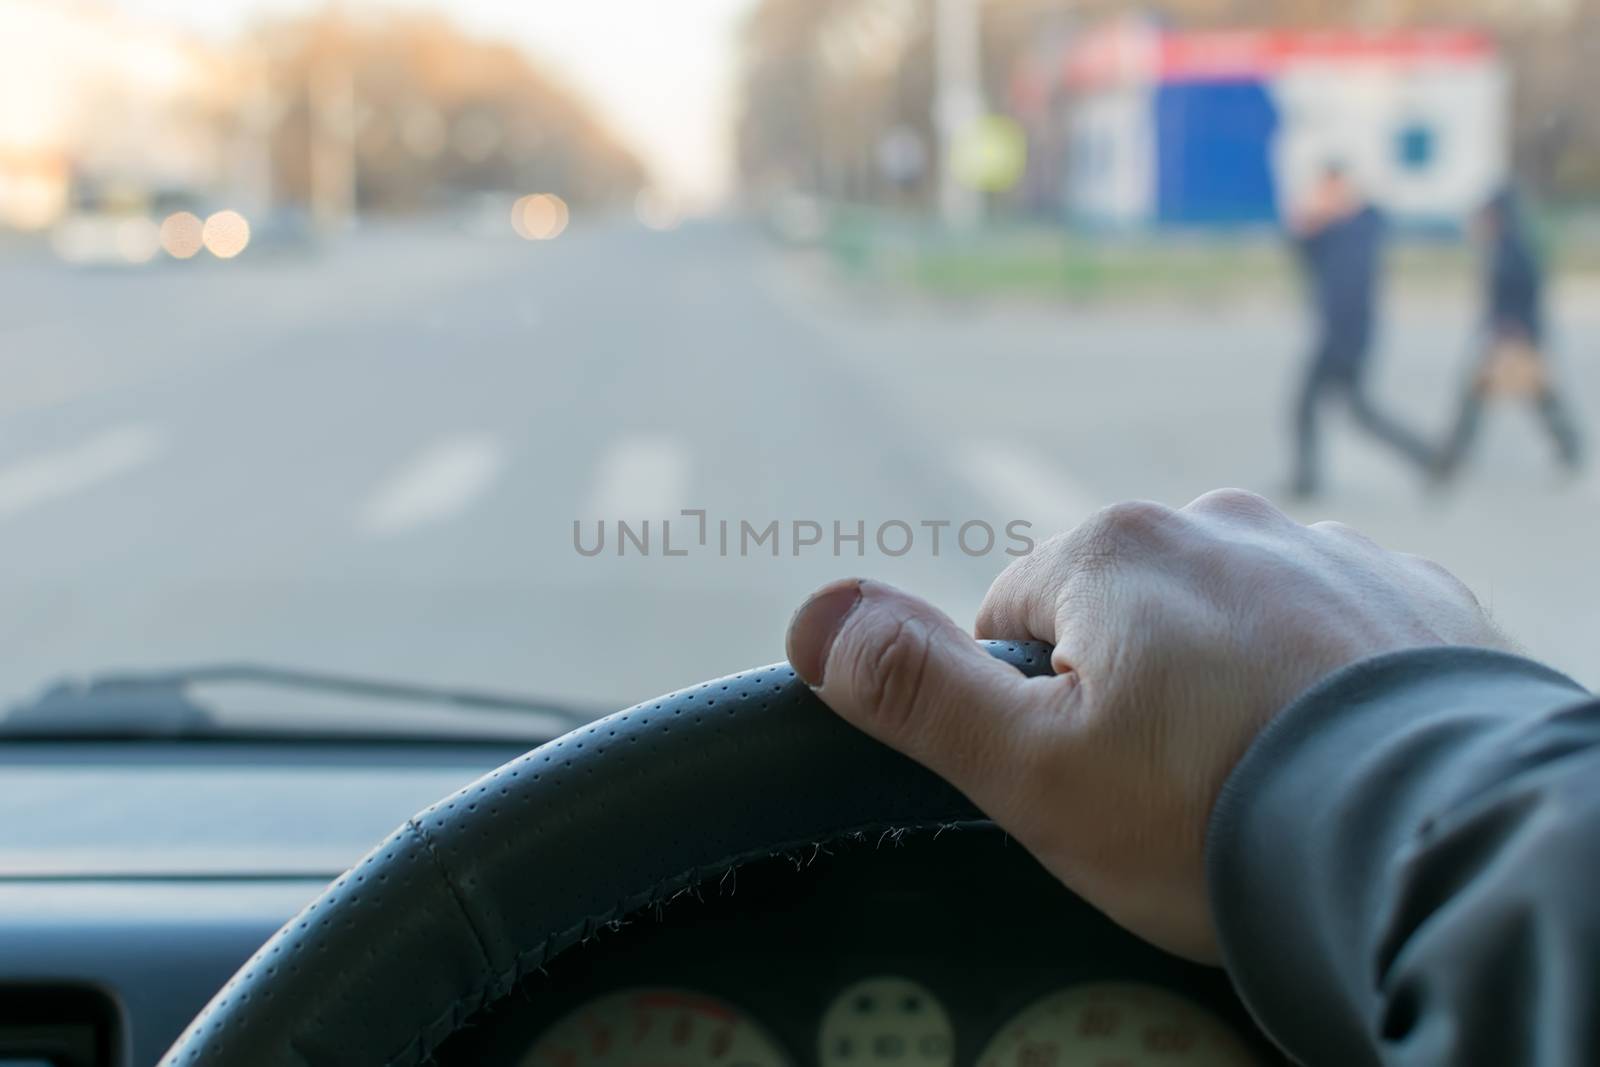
{"left": 2, "top": 220, "right": 1597, "bottom": 703}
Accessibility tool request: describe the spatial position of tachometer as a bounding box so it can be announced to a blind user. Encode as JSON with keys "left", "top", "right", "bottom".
{"left": 977, "top": 982, "right": 1257, "bottom": 1067}
{"left": 524, "top": 987, "right": 789, "bottom": 1067}
{"left": 818, "top": 976, "right": 954, "bottom": 1067}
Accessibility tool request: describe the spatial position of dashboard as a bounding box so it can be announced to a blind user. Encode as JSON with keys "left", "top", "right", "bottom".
{"left": 437, "top": 829, "right": 1282, "bottom": 1067}
{"left": 0, "top": 738, "right": 533, "bottom": 1066}
{"left": 1, "top": 741, "right": 1280, "bottom": 1067}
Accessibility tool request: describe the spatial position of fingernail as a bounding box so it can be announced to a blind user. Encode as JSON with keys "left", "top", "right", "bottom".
{"left": 786, "top": 578, "right": 863, "bottom": 687}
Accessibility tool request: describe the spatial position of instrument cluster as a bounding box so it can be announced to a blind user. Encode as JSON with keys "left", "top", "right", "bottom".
{"left": 437, "top": 828, "right": 1280, "bottom": 1067}
{"left": 524, "top": 977, "right": 1257, "bottom": 1066}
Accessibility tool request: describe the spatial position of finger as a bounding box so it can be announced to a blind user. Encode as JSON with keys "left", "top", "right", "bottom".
{"left": 787, "top": 578, "right": 1067, "bottom": 815}
{"left": 975, "top": 549, "right": 1060, "bottom": 643}
{"left": 977, "top": 501, "right": 1177, "bottom": 669}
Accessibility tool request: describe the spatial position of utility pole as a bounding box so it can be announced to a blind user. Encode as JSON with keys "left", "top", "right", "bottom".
{"left": 236, "top": 60, "right": 277, "bottom": 220}
{"left": 934, "top": 0, "right": 984, "bottom": 229}
{"left": 304, "top": 1, "right": 357, "bottom": 231}
{"left": 309, "top": 60, "right": 356, "bottom": 232}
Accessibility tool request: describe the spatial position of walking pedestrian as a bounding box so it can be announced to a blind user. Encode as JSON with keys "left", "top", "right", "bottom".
{"left": 1289, "top": 163, "right": 1434, "bottom": 498}
{"left": 1436, "top": 186, "right": 1583, "bottom": 480}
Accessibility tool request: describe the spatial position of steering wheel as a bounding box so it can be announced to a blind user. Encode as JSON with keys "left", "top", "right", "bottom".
{"left": 158, "top": 641, "right": 1055, "bottom": 1067}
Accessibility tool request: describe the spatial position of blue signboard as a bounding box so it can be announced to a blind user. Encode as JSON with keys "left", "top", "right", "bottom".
{"left": 1153, "top": 81, "right": 1279, "bottom": 224}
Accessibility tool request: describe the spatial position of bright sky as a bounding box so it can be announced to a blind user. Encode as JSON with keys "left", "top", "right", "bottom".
{"left": 110, "top": 0, "right": 758, "bottom": 204}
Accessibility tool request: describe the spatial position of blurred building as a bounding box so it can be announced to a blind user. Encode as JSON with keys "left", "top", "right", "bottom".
{"left": 252, "top": 12, "right": 647, "bottom": 223}
{"left": 1017, "top": 18, "right": 1508, "bottom": 227}
{"left": 0, "top": 2, "right": 645, "bottom": 240}
{"left": 0, "top": 0, "right": 225, "bottom": 230}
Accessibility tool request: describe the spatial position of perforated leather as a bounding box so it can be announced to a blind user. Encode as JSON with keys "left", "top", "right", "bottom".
{"left": 157, "top": 641, "right": 1055, "bottom": 1066}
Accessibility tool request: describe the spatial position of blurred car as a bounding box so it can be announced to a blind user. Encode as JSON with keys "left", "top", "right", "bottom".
{"left": 50, "top": 184, "right": 164, "bottom": 267}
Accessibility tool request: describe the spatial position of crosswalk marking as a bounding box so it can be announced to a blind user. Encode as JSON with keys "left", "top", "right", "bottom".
{"left": 358, "top": 433, "right": 505, "bottom": 536}
{"left": 0, "top": 423, "right": 168, "bottom": 522}
{"left": 581, "top": 434, "right": 690, "bottom": 520}
{"left": 953, "top": 440, "right": 1104, "bottom": 542}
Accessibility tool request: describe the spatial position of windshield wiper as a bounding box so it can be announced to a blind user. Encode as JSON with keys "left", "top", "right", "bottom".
{"left": 2, "top": 663, "right": 601, "bottom": 742}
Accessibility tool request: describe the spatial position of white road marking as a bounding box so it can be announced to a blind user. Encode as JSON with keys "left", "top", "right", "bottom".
{"left": 953, "top": 440, "right": 1104, "bottom": 541}
{"left": 582, "top": 435, "right": 690, "bottom": 520}
{"left": 0, "top": 423, "right": 168, "bottom": 521}
{"left": 359, "top": 434, "right": 505, "bottom": 536}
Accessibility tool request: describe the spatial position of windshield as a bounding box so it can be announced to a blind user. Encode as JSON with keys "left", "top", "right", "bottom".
{"left": 2, "top": 0, "right": 1596, "bottom": 727}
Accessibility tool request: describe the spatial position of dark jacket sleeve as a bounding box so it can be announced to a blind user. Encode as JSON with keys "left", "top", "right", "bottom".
{"left": 1206, "top": 647, "right": 1600, "bottom": 1066}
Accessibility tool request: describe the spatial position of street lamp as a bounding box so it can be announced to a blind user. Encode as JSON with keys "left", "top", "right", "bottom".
{"left": 934, "top": 0, "right": 984, "bottom": 229}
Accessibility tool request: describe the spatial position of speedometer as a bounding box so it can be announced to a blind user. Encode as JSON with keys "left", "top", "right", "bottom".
{"left": 523, "top": 988, "right": 789, "bottom": 1067}
{"left": 817, "top": 976, "right": 954, "bottom": 1067}
{"left": 976, "top": 983, "right": 1258, "bottom": 1067}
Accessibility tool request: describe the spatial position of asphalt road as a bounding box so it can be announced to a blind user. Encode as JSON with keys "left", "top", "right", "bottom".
{"left": 2, "top": 217, "right": 1598, "bottom": 717}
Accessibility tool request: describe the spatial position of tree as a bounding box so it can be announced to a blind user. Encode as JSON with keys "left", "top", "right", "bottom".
{"left": 248, "top": 11, "right": 647, "bottom": 215}
{"left": 737, "top": 0, "right": 932, "bottom": 204}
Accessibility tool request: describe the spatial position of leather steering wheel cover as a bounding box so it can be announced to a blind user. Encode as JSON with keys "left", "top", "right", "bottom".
{"left": 159, "top": 640, "right": 1055, "bottom": 1066}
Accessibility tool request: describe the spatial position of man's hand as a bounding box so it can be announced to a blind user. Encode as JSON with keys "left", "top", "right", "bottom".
{"left": 786, "top": 490, "right": 1508, "bottom": 961}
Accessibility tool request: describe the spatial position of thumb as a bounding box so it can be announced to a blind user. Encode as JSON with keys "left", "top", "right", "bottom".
{"left": 786, "top": 578, "right": 1050, "bottom": 816}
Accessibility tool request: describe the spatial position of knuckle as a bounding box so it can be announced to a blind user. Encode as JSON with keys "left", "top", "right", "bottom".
{"left": 1401, "top": 551, "right": 1482, "bottom": 605}
{"left": 1067, "top": 502, "right": 1176, "bottom": 577}
{"left": 1031, "top": 528, "right": 1076, "bottom": 559}
{"left": 1187, "top": 488, "right": 1280, "bottom": 521}
{"left": 1085, "top": 500, "right": 1175, "bottom": 545}
{"left": 856, "top": 615, "right": 934, "bottom": 734}
{"left": 1021, "top": 529, "right": 1082, "bottom": 580}
{"left": 1311, "top": 519, "right": 1379, "bottom": 549}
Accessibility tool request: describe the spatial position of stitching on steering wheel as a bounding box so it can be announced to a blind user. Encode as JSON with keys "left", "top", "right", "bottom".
{"left": 385, "top": 818, "right": 995, "bottom": 1066}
